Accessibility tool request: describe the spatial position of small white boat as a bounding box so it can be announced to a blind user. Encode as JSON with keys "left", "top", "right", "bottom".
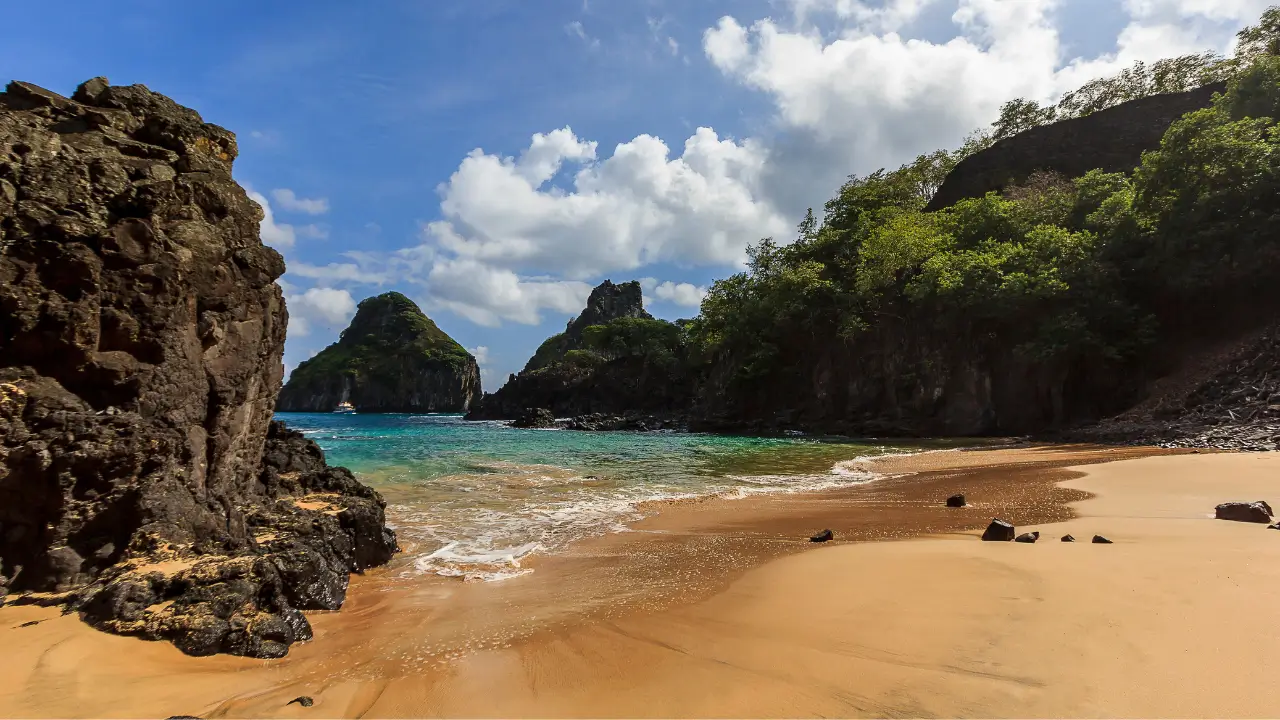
{"left": 333, "top": 401, "right": 356, "bottom": 414}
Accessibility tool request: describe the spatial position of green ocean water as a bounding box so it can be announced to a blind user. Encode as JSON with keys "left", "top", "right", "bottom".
{"left": 275, "top": 412, "right": 937, "bottom": 581}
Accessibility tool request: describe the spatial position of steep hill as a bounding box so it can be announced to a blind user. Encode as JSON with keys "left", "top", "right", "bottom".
{"left": 277, "top": 292, "right": 480, "bottom": 413}
{"left": 466, "top": 281, "right": 694, "bottom": 421}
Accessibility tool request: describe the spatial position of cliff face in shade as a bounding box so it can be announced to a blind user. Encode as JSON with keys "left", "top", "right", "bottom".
{"left": 0, "top": 78, "right": 396, "bottom": 658}
{"left": 924, "top": 83, "right": 1225, "bottom": 211}
{"left": 276, "top": 292, "right": 480, "bottom": 413}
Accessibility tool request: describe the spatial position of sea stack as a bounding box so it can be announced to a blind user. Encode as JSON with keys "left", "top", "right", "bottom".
{"left": 0, "top": 78, "right": 396, "bottom": 657}
{"left": 276, "top": 292, "right": 481, "bottom": 413}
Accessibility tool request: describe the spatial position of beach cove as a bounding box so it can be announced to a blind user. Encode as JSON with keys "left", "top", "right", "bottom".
{"left": 5, "top": 441, "right": 1278, "bottom": 718}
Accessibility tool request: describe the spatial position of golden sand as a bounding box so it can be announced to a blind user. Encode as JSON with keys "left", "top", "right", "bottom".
{"left": 2, "top": 445, "right": 1277, "bottom": 717}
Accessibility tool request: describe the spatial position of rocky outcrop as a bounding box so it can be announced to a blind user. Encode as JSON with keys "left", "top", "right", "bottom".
{"left": 467, "top": 280, "right": 695, "bottom": 422}
{"left": 276, "top": 292, "right": 480, "bottom": 413}
{"left": 522, "top": 280, "right": 652, "bottom": 373}
{"left": 0, "top": 78, "right": 396, "bottom": 656}
{"left": 925, "top": 83, "right": 1225, "bottom": 211}
{"left": 511, "top": 408, "right": 556, "bottom": 429}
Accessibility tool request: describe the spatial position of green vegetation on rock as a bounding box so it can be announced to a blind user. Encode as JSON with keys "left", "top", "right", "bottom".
{"left": 279, "top": 292, "right": 479, "bottom": 413}
{"left": 683, "top": 11, "right": 1280, "bottom": 430}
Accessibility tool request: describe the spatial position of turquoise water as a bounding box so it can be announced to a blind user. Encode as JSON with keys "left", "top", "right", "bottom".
{"left": 275, "top": 413, "right": 925, "bottom": 581}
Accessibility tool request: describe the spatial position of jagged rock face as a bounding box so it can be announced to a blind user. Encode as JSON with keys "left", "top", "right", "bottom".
{"left": 467, "top": 280, "right": 692, "bottom": 421}
{"left": 523, "top": 280, "right": 652, "bottom": 372}
{"left": 924, "top": 83, "right": 1225, "bottom": 211}
{"left": 276, "top": 291, "right": 480, "bottom": 413}
{"left": 0, "top": 78, "right": 396, "bottom": 657}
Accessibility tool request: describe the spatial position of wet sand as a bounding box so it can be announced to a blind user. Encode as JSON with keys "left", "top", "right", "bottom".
{"left": 5, "top": 444, "right": 1279, "bottom": 717}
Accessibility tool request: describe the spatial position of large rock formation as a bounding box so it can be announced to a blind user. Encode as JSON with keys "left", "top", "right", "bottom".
{"left": 0, "top": 78, "right": 396, "bottom": 657}
{"left": 522, "top": 280, "right": 652, "bottom": 372}
{"left": 277, "top": 292, "right": 480, "bottom": 413}
{"left": 924, "top": 83, "right": 1224, "bottom": 211}
{"left": 466, "top": 280, "right": 696, "bottom": 421}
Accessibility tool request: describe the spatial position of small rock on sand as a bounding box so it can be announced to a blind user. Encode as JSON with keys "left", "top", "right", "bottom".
{"left": 1092, "top": 535, "right": 1113, "bottom": 544}
{"left": 1015, "top": 532, "right": 1040, "bottom": 543}
{"left": 946, "top": 494, "right": 966, "bottom": 508}
{"left": 981, "top": 519, "right": 1016, "bottom": 541}
{"left": 810, "top": 529, "right": 833, "bottom": 542}
{"left": 288, "top": 697, "right": 314, "bottom": 708}
{"left": 1214, "top": 501, "right": 1273, "bottom": 523}
{"left": 1061, "top": 534, "right": 1075, "bottom": 542}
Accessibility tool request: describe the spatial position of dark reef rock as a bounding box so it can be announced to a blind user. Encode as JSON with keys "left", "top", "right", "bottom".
{"left": 1092, "top": 535, "right": 1113, "bottom": 544}
{"left": 0, "top": 78, "right": 396, "bottom": 657}
{"left": 981, "top": 519, "right": 1016, "bottom": 541}
{"left": 1015, "top": 531, "right": 1040, "bottom": 543}
{"left": 1214, "top": 501, "right": 1273, "bottom": 523}
{"left": 1061, "top": 534, "right": 1075, "bottom": 542}
{"left": 946, "top": 494, "right": 966, "bottom": 508}
{"left": 276, "top": 292, "right": 480, "bottom": 413}
{"left": 511, "top": 408, "right": 556, "bottom": 429}
{"left": 809, "top": 529, "right": 833, "bottom": 543}
{"left": 925, "top": 83, "right": 1224, "bottom": 211}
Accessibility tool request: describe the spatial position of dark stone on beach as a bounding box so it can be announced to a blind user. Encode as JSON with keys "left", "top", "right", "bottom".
{"left": 1015, "top": 531, "right": 1040, "bottom": 543}
{"left": 810, "top": 529, "right": 833, "bottom": 543}
{"left": 981, "top": 519, "right": 1016, "bottom": 541}
{"left": 18, "top": 620, "right": 40, "bottom": 628}
{"left": 1214, "top": 501, "right": 1273, "bottom": 523}
{"left": 946, "top": 494, "right": 966, "bottom": 508}
{"left": 512, "top": 407, "right": 556, "bottom": 429}
{"left": 1061, "top": 534, "right": 1075, "bottom": 542}
{"left": 1092, "top": 535, "right": 1113, "bottom": 544}
{"left": 0, "top": 78, "right": 396, "bottom": 658}
{"left": 288, "top": 697, "right": 314, "bottom": 708}
{"left": 1268, "top": 522, "right": 1280, "bottom": 530}
{"left": 165, "top": 716, "right": 202, "bottom": 719}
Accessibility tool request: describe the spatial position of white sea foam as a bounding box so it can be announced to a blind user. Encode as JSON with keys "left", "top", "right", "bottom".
{"left": 388, "top": 451, "right": 933, "bottom": 583}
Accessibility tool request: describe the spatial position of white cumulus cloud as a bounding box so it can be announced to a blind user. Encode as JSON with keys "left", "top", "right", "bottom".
{"left": 286, "top": 287, "right": 357, "bottom": 339}
{"left": 271, "top": 188, "right": 330, "bottom": 215}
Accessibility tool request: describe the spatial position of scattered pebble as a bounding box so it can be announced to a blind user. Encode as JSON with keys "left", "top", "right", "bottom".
{"left": 809, "top": 529, "right": 833, "bottom": 543}
{"left": 1061, "top": 534, "right": 1075, "bottom": 542}
{"left": 287, "top": 696, "right": 314, "bottom": 708}
{"left": 1092, "top": 535, "right": 1113, "bottom": 544}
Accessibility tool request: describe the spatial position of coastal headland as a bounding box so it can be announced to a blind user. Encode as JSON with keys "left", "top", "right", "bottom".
{"left": 5, "top": 445, "right": 1278, "bottom": 718}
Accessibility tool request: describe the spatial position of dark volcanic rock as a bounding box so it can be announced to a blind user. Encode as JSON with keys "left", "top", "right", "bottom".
{"left": 946, "top": 494, "right": 966, "bottom": 508}
{"left": 1092, "top": 535, "right": 1113, "bottom": 544}
{"left": 276, "top": 292, "right": 480, "bottom": 413}
{"left": 465, "top": 280, "right": 696, "bottom": 424}
{"left": 0, "top": 78, "right": 396, "bottom": 657}
{"left": 512, "top": 408, "right": 556, "bottom": 429}
{"left": 810, "top": 529, "right": 833, "bottom": 543}
{"left": 1061, "top": 534, "right": 1075, "bottom": 542}
{"left": 1015, "top": 531, "right": 1040, "bottom": 543}
{"left": 288, "top": 696, "right": 315, "bottom": 708}
{"left": 925, "top": 83, "right": 1224, "bottom": 211}
{"left": 981, "top": 519, "right": 1016, "bottom": 541}
{"left": 524, "top": 280, "right": 652, "bottom": 373}
{"left": 1214, "top": 501, "right": 1273, "bottom": 523}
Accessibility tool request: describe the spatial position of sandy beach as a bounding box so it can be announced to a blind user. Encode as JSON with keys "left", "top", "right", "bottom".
{"left": 3, "top": 444, "right": 1279, "bottom": 718}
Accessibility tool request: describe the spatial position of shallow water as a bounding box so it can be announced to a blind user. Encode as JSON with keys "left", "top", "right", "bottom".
{"left": 274, "top": 413, "right": 950, "bottom": 581}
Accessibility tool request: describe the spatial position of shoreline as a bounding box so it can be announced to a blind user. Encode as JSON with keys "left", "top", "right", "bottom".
{"left": 5, "top": 443, "right": 1264, "bottom": 718}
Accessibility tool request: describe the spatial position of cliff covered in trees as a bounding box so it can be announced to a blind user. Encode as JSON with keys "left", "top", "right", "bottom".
{"left": 478, "top": 9, "right": 1280, "bottom": 441}
{"left": 277, "top": 292, "right": 480, "bottom": 413}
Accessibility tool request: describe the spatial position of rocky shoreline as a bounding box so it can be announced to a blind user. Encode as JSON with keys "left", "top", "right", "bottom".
{"left": 0, "top": 78, "right": 396, "bottom": 657}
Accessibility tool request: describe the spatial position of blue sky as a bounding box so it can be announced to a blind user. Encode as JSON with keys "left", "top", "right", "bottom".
{"left": 1, "top": 0, "right": 1265, "bottom": 388}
